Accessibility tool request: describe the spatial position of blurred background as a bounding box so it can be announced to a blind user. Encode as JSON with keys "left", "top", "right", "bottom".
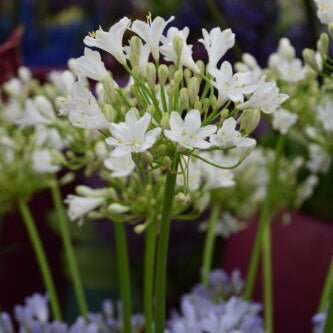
{"left": 0, "top": 1, "right": 332, "bottom": 333}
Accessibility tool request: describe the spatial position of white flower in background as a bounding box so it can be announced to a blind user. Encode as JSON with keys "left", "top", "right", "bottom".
{"left": 296, "top": 175, "right": 319, "bottom": 207}
{"left": 124, "top": 41, "right": 151, "bottom": 76}
{"left": 210, "top": 61, "right": 257, "bottom": 106}
{"left": 32, "top": 149, "right": 61, "bottom": 173}
{"left": 35, "top": 126, "right": 65, "bottom": 150}
{"left": 177, "top": 156, "right": 202, "bottom": 191}
{"left": 65, "top": 195, "right": 105, "bottom": 224}
{"left": 0, "top": 135, "right": 15, "bottom": 163}
{"left": 131, "top": 15, "right": 174, "bottom": 61}
{"left": 2, "top": 98, "right": 22, "bottom": 123}
{"left": 317, "top": 99, "right": 333, "bottom": 132}
{"left": 234, "top": 53, "right": 262, "bottom": 85}
{"left": 72, "top": 48, "right": 108, "bottom": 81}
{"left": 3, "top": 78, "right": 22, "bottom": 96}
{"left": 306, "top": 144, "right": 331, "bottom": 173}
{"left": 313, "top": 0, "right": 333, "bottom": 24}
{"left": 272, "top": 108, "right": 298, "bottom": 134}
{"left": 276, "top": 59, "right": 307, "bottom": 82}
{"left": 238, "top": 76, "right": 289, "bottom": 114}
{"left": 269, "top": 38, "right": 295, "bottom": 68}
{"left": 160, "top": 27, "right": 200, "bottom": 73}
{"left": 164, "top": 109, "right": 217, "bottom": 149}
{"left": 84, "top": 17, "right": 131, "bottom": 65}
{"left": 48, "top": 70, "right": 76, "bottom": 95}
{"left": 199, "top": 27, "right": 235, "bottom": 70}
{"left": 18, "top": 66, "right": 32, "bottom": 83}
{"left": 106, "top": 111, "right": 161, "bottom": 155}
{"left": 26, "top": 294, "right": 49, "bottom": 323}
{"left": 104, "top": 152, "right": 135, "bottom": 177}
{"left": 210, "top": 118, "right": 256, "bottom": 148}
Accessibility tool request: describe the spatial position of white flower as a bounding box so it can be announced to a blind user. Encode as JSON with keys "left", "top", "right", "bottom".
{"left": 131, "top": 15, "right": 174, "bottom": 61}
{"left": 296, "top": 175, "right": 319, "bottom": 206}
{"left": 124, "top": 40, "right": 150, "bottom": 76}
{"left": 313, "top": 0, "right": 333, "bottom": 24}
{"left": 199, "top": 27, "right": 235, "bottom": 70}
{"left": 26, "top": 294, "right": 49, "bottom": 323}
{"left": 18, "top": 66, "right": 32, "bottom": 82}
{"left": 317, "top": 99, "right": 333, "bottom": 132}
{"left": 84, "top": 17, "right": 131, "bottom": 65}
{"left": 268, "top": 38, "right": 296, "bottom": 69}
{"left": 177, "top": 156, "right": 202, "bottom": 191}
{"left": 65, "top": 195, "right": 105, "bottom": 223}
{"left": 272, "top": 108, "right": 298, "bottom": 134}
{"left": 160, "top": 27, "right": 200, "bottom": 73}
{"left": 104, "top": 152, "right": 135, "bottom": 177}
{"left": 209, "top": 61, "right": 257, "bottom": 106}
{"left": 72, "top": 48, "right": 108, "bottom": 81}
{"left": 3, "top": 78, "right": 22, "bottom": 96}
{"left": 164, "top": 109, "right": 216, "bottom": 149}
{"left": 32, "top": 149, "right": 61, "bottom": 173}
{"left": 35, "top": 126, "right": 65, "bottom": 150}
{"left": 210, "top": 117, "right": 256, "bottom": 148}
{"left": 276, "top": 59, "right": 307, "bottom": 82}
{"left": 106, "top": 111, "right": 161, "bottom": 155}
{"left": 48, "top": 70, "right": 76, "bottom": 95}
{"left": 238, "top": 76, "right": 289, "bottom": 114}
{"left": 306, "top": 144, "right": 331, "bottom": 173}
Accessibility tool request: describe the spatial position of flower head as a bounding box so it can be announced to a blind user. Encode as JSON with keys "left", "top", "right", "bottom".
{"left": 271, "top": 108, "right": 298, "bottom": 134}
{"left": 32, "top": 149, "right": 60, "bottom": 173}
{"left": 104, "top": 152, "right": 135, "bottom": 177}
{"left": 313, "top": 0, "right": 333, "bottom": 24}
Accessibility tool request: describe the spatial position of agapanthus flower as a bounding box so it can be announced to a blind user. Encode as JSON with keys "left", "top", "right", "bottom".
{"left": 32, "top": 149, "right": 61, "bottom": 173}
{"left": 313, "top": 0, "right": 333, "bottom": 24}
{"left": 306, "top": 144, "right": 331, "bottom": 173}
{"left": 104, "top": 152, "right": 136, "bottom": 177}
{"left": 271, "top": 108, "right": 298, "bottom": 134}
{"left": 48, "top": 70, "right": 76, "bottom": 96}
{"left": 317, "top": 99, "right": 333, "bottom": 132}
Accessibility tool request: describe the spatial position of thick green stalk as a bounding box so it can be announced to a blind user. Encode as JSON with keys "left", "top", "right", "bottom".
{"left": 262, "top": 223, "right": 274, "bottom": 333}
{"left": 50, "top": 181, "right": 88, "bottom": 316}
{"left": 323, "top": 295, "right": 333, "bottom": 333}
{"left": 318, "top": 257, "right": 333, "bottom": 312}
{"left": 114, "top": 222, "right": 132, "bottom": 333}
{"left": 144, "top": 220, "right": 157, "bottom": 333}
{"left": 17, "top": 198, "right": 62, "bottom": 320}
{"left": 244, "top": 134, "right": 285, "bottom": 300}
{"left": 201, "top": 203, "right": 220, "bottom": 285}
{"left": 155, "top": 157, "right": 179, "bottom": 333}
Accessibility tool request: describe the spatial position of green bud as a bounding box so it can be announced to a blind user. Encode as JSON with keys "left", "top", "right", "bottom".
{"left": 239, "top": 109, "right": 261, "bottom": 135}
{"left": 163, "top": 156, "right": 172, "bottom": 170}
{"left": 102, "top": 75, "right": 118, "bottom": 103}
{"left": 167, "top": 84, "right": 174, "bottom": 97}
{"left": 142, "top": 152, "right": 154, "bottom": 164}
{"left": 108, "top": 203, "right": 129, "bottom": 214}
{"left": 129, "top": 36, "right": 141, "bottom": 67}
{"left": 328, "top": 23, "right": 333, "bottom": 38}
{"left": 87, "top": 211, "right": 104, "bottom": 219}
{"left": 202, "top": 98, "right": 211, "bottom": 110}
{"left": 76, "top": 185, "right": 95, "bottom": 196}
{"left": 317, "top": 33, "right": 329, "bottom": 59}
{"left": 146, "top": 105, "right": 156, "bottom": 116}
{"left": 184, "top": 68, "right": 192, "bottom": 85}
{"left": 220, "top": 108, "right": 229, "bottom": 122}
{"left": 180, "top": 88, "right": 190, "bottom": 109}
{"left": 174, "top": 70, "right": 183, "bottom": 86}
{"left": 193, "top": 100, "right": 202, "bottom": 110}
{"left": 158, "top": 144, "right": 167, "bottom": 154}
{"left": 168, "top": 65, "right": 176, "bottom": 81}
{"left": 172, "top": 36, "right": 184, "bottom": 59}
{"left": 196, "top": 60, "right": 205, "bottom": 74}
{"left": 103, "top": 104, "right": 116, "bottom": 122}
{"left": 59, "top": 172, "right": 75, "bottom": 185}
{"left": 129, "top": 107, "right": 140, "bottom": 118}
{"left": 132, "top": 65, "right": 141, "bottom": 78}
{"left": 158, "top": 64, "right": 169, "bottom": 86}
{"left": 146, "top": 62, "right": 156, "bottom": 89}
{"left": 161, "top": 113, "right": 170, "bottom": 129}
{"left": 210, "top": 95, "right": 217, "bottom": 109}
{"left": 303, "top": 48, "right": 322, "bottom": 72}
{"left": 174, "top": 192, "right": 191, "bottom": 206}
{"left": 188, "top": 77, "right": 200, "bottom": 104}
{"left": 134, "top": 223, "right": 147, "bottom": 234}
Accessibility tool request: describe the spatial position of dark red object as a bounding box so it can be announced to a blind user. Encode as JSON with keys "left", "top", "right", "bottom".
{"left": 222, "top": 211, "right": 333, "bottom": 333}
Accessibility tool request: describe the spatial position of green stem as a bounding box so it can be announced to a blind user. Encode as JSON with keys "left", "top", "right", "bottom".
{"left": 17, "top": 198, "right": 62, "bottom": 320}
{"left": 114, "top": 222, "right": 132, "bottom": 333}
{"left": 144, "top": 220, "right": 157, "bottom": 333}
{"left": 262, "top": 223, "right": 274, "bottom": 333}
{"left": 243, "top": 134, "right": 285, "bottom": 300}
{"left": 318, "top": 256, "right": 333, "bottom": 312}
{"left": 201, "top": 203, "right": 220, "bottom": 285}
{"left": 323, "top": 295, "right": 333, "bottom": 333}
{"left": 50, "top": 181, "right": 88, "bottom": 316}
{"left": 155, "top": 156, "right": 179, "bottom": 333}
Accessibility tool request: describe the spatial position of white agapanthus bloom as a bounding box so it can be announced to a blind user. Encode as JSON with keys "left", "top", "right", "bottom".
{"left": 296, "top": 174, "right": 319, "bottom": 206}
{"left": 313, "top": 0, "right": 333, "bottom": 24}
{"left": 131, "top": 15, "right": 174, "bottom": 61}
{"left": 177, "top": 156, "right": 202, "bottom": 191}
{"left": 238, "top": 76, "right": 289, "bottom": 114}
{"left": 210, "top": 118, "right": 256, "bottom": 148}
{"left": 199, "top": 27, "right": 235, "bottom": 70}
{"left": 2, "top": 98, "right": 22, "bottom": 123}
{"left": 268, "top": 38, "right": 296, "bottom": 68}
{"left": 210, "top": 61, "right": 257, "bottom": 106}
{"left": 160, "top": 27, "right": 200, "bottom": 73}
{"left": 25, "top": 294, "right": 49, "bottom": 323}
{"left": 65, "top": 195, "right": 105, "bottom": 224}
{"left": 124, "top": 40, "right": 151, "bottom": 76}
{"left": 164, "top": 109, "right": 217, "bottom": 149}
{"left": 272, "top": 108, "right": 298, "bottom": 134}
{"left": 35, "top": 126, "right": 65, "bottom": 150}
{"left": 106, "top": 111, "right": 161, "bottom": 155}
{"left": 104, "top": 152, "right": 135, "bottom": 177}
{"left": 18, "top": 66, "right": 32, "bottom": 83}
{"left": 48, "top": 70, "right": 76, "bottom": 95}
{"left": 234, "top": 53, "right": 262, "bottom": 85}
{"left": 276, "top": 58, "right": 307, "bottom": 82}
{"left": 306, "top": 144, "right": 332, "bottom": 173}
{"left": 317, "top": 99, "right": 333, "bottom": 132}
{"left": 32, "top": 149, "right": 61, "bottom": 173}
{"left": 72, "top": 47, "right": 109, "bottom": 81}
{"left": 84, "top": 17, "right": 131, "bottom": 65}
{"left": 3, "top": 78, "right": 22, "bottom": 96}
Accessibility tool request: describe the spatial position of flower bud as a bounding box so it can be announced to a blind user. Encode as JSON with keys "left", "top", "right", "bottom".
{"left": 158, "top": 64, "right": 169, "bottom": 86}
{"left": 59, "top": 172, "right": 75, "bottom": 185}
{"left": 102, "top": 75, "right": 118, "bottom": 103}
{"left": 132, "top": 65, "right": 141, "bottom": 78}
{"left": 162, "top": 156, "right": 172, "bottom": 170}
{"left": 193, "top": 100, "right": 202, "bottom": 110}
{"left": 184, "top": 68, "right": 192, "bottom": 85}
{"left": 328, "top": 22, "right": 333, "bottom": 38}
{"left": 146, "top": 62, "right": 156, "bottom": 89}
{"left": 129, "top": 107, "right": 140, "bottom": 118}
{"left": 174, "top": 192, "right": 191, "bottom": 206}
{"left": 172, "top": 36, "right": 184, "bottom": 59}
{"left": 303, "top": 49, "right": 322, "bottom": 72}
{"left": 317, "top": 33, "right": 329, "bottom": 59}
{"left": 239, "top": 109, "right": 261, "bottom": 135}
{"left": 220, "top": 108, "right": 229, "bottom": 122}
{"left": 146, "top": 105, "right": 156, "bottom": 116}
{"left": 202, "top": 98, "right": 211, "bottom": 110}
{"left": 161, "top": 113, "right": 170, "bottom": 129}
{"left": 129, "top": 36, "right": 141, "bottom": 67}
{"left": 87, "top": 211, "right": 105, "bottom": 219}
{"left": 18, "top": 66, "right": 32, "bottom": 82}
{"left": 174, "top": 70, "right": 183, "bottom": 86}
{"left": 108, "top": 203, "right": 130, "bottom": 214}
{"left": 103, "top": 104, "right": 116, "bottom": 122}
{"left": 180, "top": 88, "right": 190, "bottom": 109}
{"left": 188, "top": 77, "right": 200, "bottom": 104}
{"left": 168, "top": 65, "right": 176, "bottom": 81}
{"left": 95, "top": 141, "right": 108, "bottom": 158}
{"left": 196, "top": 60, "right": 205, "bottom": 74}
{"left": 76, "top": 185, "right": 96, "bottom": 196}
{"left": 134, "top": 223, "right": 147, "bottom": 234}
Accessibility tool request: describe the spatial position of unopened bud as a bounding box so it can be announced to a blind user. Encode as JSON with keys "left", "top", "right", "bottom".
{"left": 180, "top": 88, "right": 190, "bottom": 109}
{"left": 196, "top": 60, "right": 205, "bottom": 74}
{"left": 174, "top": 70, "right": 183, "bottom": 86}
{"left": 220, "top": 109, "right": 229, "bottom": 122}
{"left": 162, "top": 156, "right": 172, "bottom": 169}
{"left": 328, "top": 23, "right": 333, "bottom": 38}
{"left": 161, "top": 113, "right": 170, "bottom": 129}
{"left": 172, "top": 36, "right": 184, "bottom": 59}
{"left": 87, "top": 211, "right": 104, "bottom": 219}
{"left": 76, "top": 185, "right": 96, "bottom": 196}
{"left": 239, "top": 109, "right": 261, "bottom": 135}
{"left": 193, "top": 100, "right": 202, "bottom": 110}
{"left": 129, "top": 36, "right": 141, "bottom": 67}
{"left": 184, "top": 68, "right": 192, "bottom": 84}
{"left": 303, "top": 49, "right": 322, "bottom": 72}
{"left": 108, "top": 203, "right": 129, "bottom": 214}
{"left": 158, "top": 65, "right": 169, "bottom": 86}
{"left": 103, "top": 104, "right": 116, "bottom": 122}
{"left": 188, "top": 77, "right": 200, "bottom": 104}
{"left": 102, "top": 75, "right": 118, "bottom": 102}
{"left": 317, "top": 33, "right": 329, "bottom": 59}
{"left": 59, "top": 172, "right": 75, "bottom": 185}
{"left": 174, "top": 192, "right": 191, "bottom": 206}
{"left": 146, "top": 105, "right": 156, "bottom": 116}
{"left": 168, "top": 65, "right": 176, "bottom": 81}
{"left": 146, "top": 62, "right": 156, "bottom": 89}
{"left": 18, "top": 66, "right": 32, "bottom": 82}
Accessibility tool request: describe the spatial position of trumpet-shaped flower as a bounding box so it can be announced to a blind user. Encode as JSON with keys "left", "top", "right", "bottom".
{"left": 199, "top": 27, "right": 235, "bottom": 70}
{"left": 238, "top": 76, "right": 289, "bottom": 114}
{"left": 48, "top": 70, "right": 76, "bottom": 95}
{"left": 209, "top": 61, "right": 257, "bottom": 106}
{"left": 275, "top": 59, "right": 306, "bottom": 82}
{"left": 164, "top": 109, "right": 217, "bottom": 149}
{"left": 84, "top": 17, "right": 131, "bottom": 65}
{"left": 32, "top": 149, "right": 61, "bottom": 173}
{"left": 106, "top": 111, "right": 161, "bottom": 155}
{"left": 317, "top": 99, "right": 333, "bottom": 132}
{"left": 72, "top": 48, "right": 108, "bottom": 81}
{"left": 160, "top": 27, "right": 200, "bottom": 73}
{"left": 272, "top": 108, "right": 298, "bottom": 134}
{"left": 131, "top": 15, "right": 174, "bottom": 61}
{"left": 313, "top": 0, "right": 333, "bottom": 24}
{"left": 104, "top": 152, "right": 135, "bottom": 177}
{"left": 210, "top": 118, "right": 256, "bottom": 148}
{"left": 177, "top": 156, "right": 202, "bottom": 191}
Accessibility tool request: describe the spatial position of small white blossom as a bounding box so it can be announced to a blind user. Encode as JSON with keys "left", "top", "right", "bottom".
{"left": 48, "top": 70, "right": 76, "bottom": 95}
{"left": 84, "top": 17, "right": 131, "bottom": 65}
{"left": 164, "top": 109, "right": 217, "bottom": 149}
{"left": 106, "top": 111, "right": 161, "bottom": 155}
{"left": 296, "top": 175, "right": 319, "bottom": 206}
{"left": 177, "top": 156, "right": 202, "bottom": 191}
{"left": 32, "top": 149, "right": 61, "bottom": 173}
{"left": 18, "top": 66, "right": 32, "bottom": 82}
{"left": 276, "top": 59, "right": 307, "bottom": 82}
{"left": 317, "top": 99, "right": 333, "bottom": 132}
{"left": 104, "top": 152, "right": 135, "bottom": 177}
{"left": 306, "top": 144, "right": 331, "bottom": 173}
{"left": 268, "top": 38, "right": 296, "bottom": 69}
{"left": 35, "top": 126, "right": 65, "bottom": 150}
{"left": 235, "top": 53, "right": 262, "bottom": 84}
{"left": 25, "top": 294, "right": 49, "bottom": 323}
{"left": 131, "top": 15, "right": 174, "bottom": 61}
{"left": 199, "top": 27, "right": 235, "bottom": 70}
{"left": 313, "top": 0, "right": 333, "bottom": 24}
{"left": 3, "top": 78, "right": 22, "bottom": 96}
{"left": 272, "top": 108, "right": 298, "bottom": 134}
{"left": 72, "top": 48, "right": 108, "bottom": 81}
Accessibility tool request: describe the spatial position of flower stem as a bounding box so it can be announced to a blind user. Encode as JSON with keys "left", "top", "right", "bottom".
{"left": 144, "top": 219, "right": 157, "bottom": 333}
{"left": 244, "top": 134, "right": 285, "bottom": 300}
{"left": 323, "top": 300, "right": 333, "bottom": 333}
{"left": 17, "top": 198, "right": 62, "bottom": 320}
{"left": 113, "top": 221, "right": 132, "bottom": 333}
{"left": 318, "top": 256, "right": 333, "bottom": 312}
{"left": 155, "top": 156, "right": 179, "bottom": 333}
{"left": 201, "top": 203, "right": 220, "bottom": 285}
{"left": 262, "top": 222, "right": 274, "bottom": 333}
{"left": 50, "top": 181, "right": 88, "bottom": 316}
